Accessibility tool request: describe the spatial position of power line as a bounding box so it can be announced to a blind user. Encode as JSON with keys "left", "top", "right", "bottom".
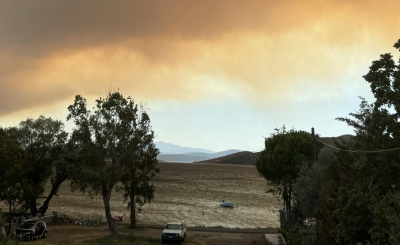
{"left": 317, "top": 138, "right": 400, "bottom": 153}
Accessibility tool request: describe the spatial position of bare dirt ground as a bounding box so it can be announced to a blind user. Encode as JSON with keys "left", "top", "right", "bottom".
{"left": 45, "top": 223, "right": 277, "bottom": 245}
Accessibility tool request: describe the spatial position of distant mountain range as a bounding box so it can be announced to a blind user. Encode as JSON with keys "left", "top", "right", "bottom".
{"left": 156, "top": 141, "right": 215, "bottom": 154}
{"left": 155, "top": 141, "right": 241, "bottom": 163}
{"left": 156, "top": 135, "right": 353, "bottom": 164}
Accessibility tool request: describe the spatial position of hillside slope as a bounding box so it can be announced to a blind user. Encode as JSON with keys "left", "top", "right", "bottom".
{"left": 157, "top": 149, "right": 242, "bottom": 163}
{"left": 195, "top": 135, "right": 354, "bottom": 165}
{"left": 157, "top": 154, "right": 211, "bottom": 163}
{"left": 319, "top": 134, "right": 353, "bottom": 147}
{"left": 196, "top": 151, "right": 261, "bottom": 165}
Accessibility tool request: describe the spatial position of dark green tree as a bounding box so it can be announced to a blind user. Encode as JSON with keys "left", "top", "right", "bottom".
{"left": 333, "top": 39, "right": 400, "bottom": 244}
{"left": 338, "top": 39, "right": 400, "bottom": 193}
{"left": 67, "top": 92, "right": 159, "bottom": 234}
{"left": 4, "top": 116, "right": 68, "bottom": 216}
{"left": 256, "top": 126, "right": 316, "bottom": 218}
{"left": 294, "top": 147, "right": 336, "bottom": 220}
{"left": 316, "top": 140, "right": 358, "bottom": 245}
{"left": 119, "top": 105, "right": 159, "bottom": 227}
{"left": 0, "top": 128, "right": 25, "bottom": 236}
{"left": 67, "top": 93, "right": 126, "bottom": 236}
{"left": 370, "top": 192, "right": 400, "bottom": 244}
{"left": 38, "top": 138, "right": 77, "bottom": 215}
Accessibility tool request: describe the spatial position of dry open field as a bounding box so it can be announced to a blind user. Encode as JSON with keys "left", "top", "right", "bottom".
{"left": 2, "top": 162, "right": 281, "bottom": 244}
{"left": 31, "top": 162, "right": 281, "bottom": 229}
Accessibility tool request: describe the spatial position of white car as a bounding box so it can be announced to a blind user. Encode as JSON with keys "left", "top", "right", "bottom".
{"left": 15, "top": 220, "right": 47, "bottom": 241}
{"left": 161, "top": 222, "right": 186, "bottom": 244}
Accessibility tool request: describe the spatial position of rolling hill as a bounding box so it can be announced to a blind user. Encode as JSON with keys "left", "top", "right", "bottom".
{"left": 156, "top": 135, "right": 354, "bottom": 165}
{"left": 196, "top": 151, "right": 261, "bottom": 165}
{"left": 193, "top": 135, "right": 354, "bottom": 165}
{"left": 155, "top": 142, "right": 242, "bottom": 162}
{"left": 157, "top": 149, "right": 242, "bottom": 163}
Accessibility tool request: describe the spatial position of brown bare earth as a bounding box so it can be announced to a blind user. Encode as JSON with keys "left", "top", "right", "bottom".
{"left": 2, "top": 163, "right": 281, "bottom": 244}
{"left": 43, "top": 223, "right": 277, "bottom": 245}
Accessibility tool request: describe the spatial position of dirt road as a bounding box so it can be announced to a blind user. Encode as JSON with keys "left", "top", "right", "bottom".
{"left": 45, "top": 223, "right": 278, "bottom": 245}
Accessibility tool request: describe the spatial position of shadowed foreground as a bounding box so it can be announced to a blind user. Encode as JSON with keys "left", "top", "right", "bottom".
{"left": 30, "top": 223, "right": 276, "bottom": 245}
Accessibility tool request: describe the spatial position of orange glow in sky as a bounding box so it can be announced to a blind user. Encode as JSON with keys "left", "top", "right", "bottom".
{"left": 1, "top": 0, "right": 399, "bottom": 151}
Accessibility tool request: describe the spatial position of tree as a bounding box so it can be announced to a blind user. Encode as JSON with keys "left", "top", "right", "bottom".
{"left": 38, "top": 138, "right": 77, "bottom": 215}
{"left": 256, "top": 126, "right": 316, "bottom": 218}
{"left": 0, "top": 128, "right": 24, "bottom": 236}
{"left": 119, "top": 105, "right": 159, "bottom": 227}
{"left": 294, "top": 147, "right": 336, "bottom": 220}
{"left": 316, "top": 140, "right": 358, "bottom": 245}
{"left": 337, "top": 39, "right": 400, "bottom": 192}
{"left": 331, "top": 39, "right": 400, "bottom": 244}
{"left": 3, "top": 116, "right": 68, "bottom": 216}
{"left": 274, "top": 39, "right": 400, "bottom": 245}
{"left": 370, "top": 192, "right": 400, "bottom": 244}
{"left": 67, "top": 91, "right": 159, "bottom": 235}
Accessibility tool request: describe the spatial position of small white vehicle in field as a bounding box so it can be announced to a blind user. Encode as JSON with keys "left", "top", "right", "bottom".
{"left": 161, "top": 222, "right": 186, "bottom": 244}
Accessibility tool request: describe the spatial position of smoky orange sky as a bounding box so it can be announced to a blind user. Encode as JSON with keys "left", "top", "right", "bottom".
{"left": 1, "top": 0, "right": 399, "bottom": 151}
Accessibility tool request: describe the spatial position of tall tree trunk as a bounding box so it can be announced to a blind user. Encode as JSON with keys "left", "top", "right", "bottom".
{"left": 282, "top": 183, "right": 293, "bottom": 220}
{"left": 287, "top": 183, "right": 292, "bottom": 218}
{"left": 129, "top": 188, "right": 136, "bottom": 227}
{"left": 39, "top": 172, "right": 68, "bottom": 216}
{"left": 30, "top": 199, "right": 39, "bottom": 217}
{"left": 8, "top": 190, "right": 11, "bottom": 238}
{"left": 38, "top": 188, "right": 55, "bottom": 216}
{"left": 102, "top": 188, "right": 117, "bottom": 236}
{"left": 283, "top": 184, "right": 290, "bottom": 220}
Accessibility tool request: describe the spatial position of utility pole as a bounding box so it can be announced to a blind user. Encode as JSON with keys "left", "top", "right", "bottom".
{"left": 312, "top": 127, "right": 320, "bottom": 243}
{"left": 312, "top": 127, "right": 316, "bottom": 164}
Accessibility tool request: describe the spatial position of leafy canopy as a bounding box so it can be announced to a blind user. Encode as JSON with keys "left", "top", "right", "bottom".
{"left": 257, "top": 126, "right": 314, "bottom": 187}
{"left": 67, "top": 91, "right": 159, "bottom": 233}
{"left": 257, "top": 126, "right": 316, "bottom": 219}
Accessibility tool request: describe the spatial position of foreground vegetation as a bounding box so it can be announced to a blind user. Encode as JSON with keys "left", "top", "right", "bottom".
{"left": 81, "top": 235, "right": 160, "bottom": 245}
{"left": 0, "top": 91, "right": 159, "bottom": 237}
{"left": 0, "top": 234, "right": 160, "bottom": 245}
{"left": 257, "top": 39, "right": 400, "bottom": 244}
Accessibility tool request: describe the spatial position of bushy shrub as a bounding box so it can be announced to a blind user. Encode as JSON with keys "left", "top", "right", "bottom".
{"left": 0, "top": 216, "right": 19, "bottom": 245}
{"left": 280, "top": 205, "right": 317, "bottom": 245}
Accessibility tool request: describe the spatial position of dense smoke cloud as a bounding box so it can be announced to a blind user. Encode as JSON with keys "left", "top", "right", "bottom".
{"left": 0, "top": 0, "right": 399, "bottom": 115}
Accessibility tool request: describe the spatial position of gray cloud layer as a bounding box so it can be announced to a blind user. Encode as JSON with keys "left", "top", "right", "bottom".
{"left": 0, "top": 0, "right": 398, "bottom": 116}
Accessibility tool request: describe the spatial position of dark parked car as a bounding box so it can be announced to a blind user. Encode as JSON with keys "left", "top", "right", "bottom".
{"left": 15, "top": 220, "right": 47, "bottom": 241}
